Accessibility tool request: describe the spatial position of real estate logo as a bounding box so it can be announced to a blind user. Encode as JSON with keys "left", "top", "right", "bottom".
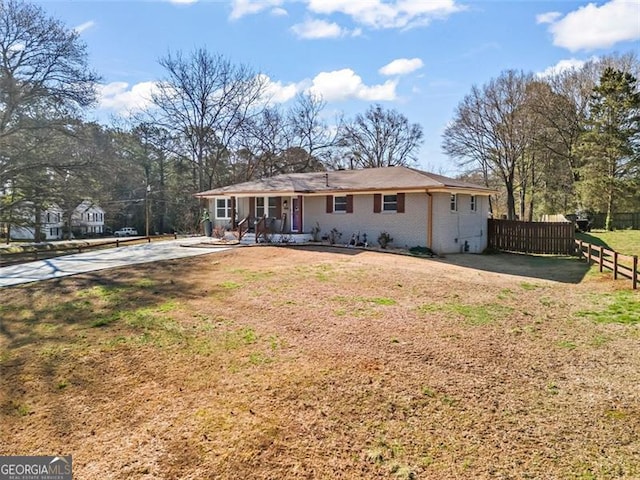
{"left": 0, "top": 456, "right": 72, "bottom": 480}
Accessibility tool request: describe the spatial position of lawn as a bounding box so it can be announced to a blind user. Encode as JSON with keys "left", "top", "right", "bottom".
{"left": 577, "top": 229, "right": 640, "bottom": 257}
{"left": 1, "top": 247, "right": 639, "bottom": 479}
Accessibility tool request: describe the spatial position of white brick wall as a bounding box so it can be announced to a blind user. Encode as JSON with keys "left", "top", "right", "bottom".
{"left": 431, "top": 193, "right": 488, "bottom": 254}
{"left": 304, "top": 193, "right": 429, "bottom": 248}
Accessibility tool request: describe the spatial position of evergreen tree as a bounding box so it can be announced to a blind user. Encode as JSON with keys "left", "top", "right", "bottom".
{"left": 577, "top": 68, "right": 640, "bottom": 230}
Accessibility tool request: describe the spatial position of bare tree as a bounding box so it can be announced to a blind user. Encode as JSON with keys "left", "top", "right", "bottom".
{"left": 0, "top": 0, "right": 97, "bottom": 138}
{"left": 337, "top": 104, "right": 423, "bottom": 169}
{"left": 151, "top": 49, "right": 268, "bottom": 192}
{"left": 0, "top": 0, "right": 98, "bottom": 237}
{"left": 443, "top": 70, "right": 532, "bottom": 220}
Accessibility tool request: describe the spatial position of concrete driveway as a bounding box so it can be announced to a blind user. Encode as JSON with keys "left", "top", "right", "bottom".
{"left": 0, "top": 237, "right": 232, "bottom": 288}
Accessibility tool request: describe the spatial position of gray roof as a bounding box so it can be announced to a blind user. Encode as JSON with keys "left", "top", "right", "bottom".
{"left": 194, "top": 166, "right": 492, "bottom": 197}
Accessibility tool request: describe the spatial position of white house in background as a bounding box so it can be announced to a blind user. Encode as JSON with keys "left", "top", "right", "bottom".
{"left": 194, "top": 166, "right": 495, "bottom": 254}
{"left": 10, "top": 200, "right": 105, "bottom": 241}
{"left": 72, "top": 200, "right": 105, "bottom": 236}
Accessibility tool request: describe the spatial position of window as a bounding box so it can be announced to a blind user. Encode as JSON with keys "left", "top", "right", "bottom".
{"left": 255, "top": 197, "right": 278, "bottom": 218}
{"left": 216, "top": 198, "right": 232, "bottom": 219}
{"left": 470, "top": 195, "right": 477, "bottom": 212}
{"left": 450, "top": 194, "right": 458, "bottom": 212}
{"left": 334, "top": 196, "right": 347, "bottom": 213}
{"left": 383, "top": 194, "right": 397, "bottom": 212}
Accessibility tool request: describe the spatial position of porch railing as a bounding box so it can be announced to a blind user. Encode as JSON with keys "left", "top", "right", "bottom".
{"left": 255, "top": 215, "right": 268, "bottom": 243}
{"left": 236, "top": 215, "right": 250, "bottom": 241}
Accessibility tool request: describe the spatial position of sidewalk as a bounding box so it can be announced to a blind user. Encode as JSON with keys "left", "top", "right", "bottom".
{"left": 0, "top": 237, "right": 231, "bottom": 288}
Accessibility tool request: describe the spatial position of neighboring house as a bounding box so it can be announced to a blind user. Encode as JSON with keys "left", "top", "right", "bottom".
{"left": 72, "top": 200, "right": 105, "bottom": 236}
{"left": 11, "top": 203, "right": 65, "bottom": 241}
{"left": 10, "top": 200, "right": 105, "bottom": 241}
{"left": 194, "top": 166, "right": 494, "bottom": 254}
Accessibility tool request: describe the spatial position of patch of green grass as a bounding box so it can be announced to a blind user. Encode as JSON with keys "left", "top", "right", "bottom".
{"left": 11, "top": 401, "right": 31, "bottom": 417}
{"left": 577, "top": 230, "right": 640, "bottom": 258}
{"left": 557, "top": 340, "right": 577, "bottom": 350}
{"left": 57, "top": 380, "right": 68, "bottom": 390}
{"left": 590, "top": 334, "right": 611, "bottom": 347}
{"left": 248, "top": 352, "right": 272, "bottom": 365}
{"left": 369, "top": 297, "right": 397, "bottom": 306}
{"left": 547, "top": 382, "right": 560, "bottom": 395}
{"left": 418, "top": 301, "right": 513, "bottom": 325}
{"left": 520, "top": 282, "right": 542, "bottom": 291}
{"left": 497, "top": 288, "right": 513, "bottom": 300}
{"left": 90, "top": 313, "right": 120, "bottom": 328}
{"left": 133, "top": 278, "right": 157, "bottom": 288}
{"left": 421, "top": 386, "right": 436, "bottom": 398}
{"left": 219, "top": 281, "right": 241, "bottom": 289}
{"left": 577, "top": 291, "right": 640, "bottom": 324}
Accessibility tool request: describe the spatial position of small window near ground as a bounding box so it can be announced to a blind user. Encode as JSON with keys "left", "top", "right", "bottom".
{"left": 470, "top": 195, "right": 477, "bottom": 212}
{"left": 450, "top": 194, "right": 458, "bottom": 212}
{"left": 334, "top": 196, "right": 347, "bottom": 213}
{"left": 383, "top": 194, "right": 397, "bottom": 212}
{"left": 216, "top": 198, "right": 232, "bottom": 219}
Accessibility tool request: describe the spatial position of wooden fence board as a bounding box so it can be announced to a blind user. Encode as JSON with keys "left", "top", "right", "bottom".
{"left": 488, "top": 219, "right": 575, "bottom": 255}
{"left": 575, "top": 239, "right": 638, "bottom": 289}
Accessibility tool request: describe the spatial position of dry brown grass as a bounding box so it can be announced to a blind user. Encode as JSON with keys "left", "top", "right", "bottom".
{"left": 1, "top": 246, "right": 639, "bottom": 479}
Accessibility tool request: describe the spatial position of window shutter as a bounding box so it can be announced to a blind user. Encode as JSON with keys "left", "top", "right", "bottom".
{"left": 249, "top": 196, "right": 255, "bottom": 220}
{"left": 397, "top": 193, "right": 405, "bottom": 213}
{"left": 275, "top": 196, "right": 282, "bottom": 218}
{"left": 326, "top": 195, "right": 333, "bottom": 213}
{"left": 373, "top": 194, "right": 382, "bottom": 213}
{"left": 346, "top": 195, "right": 354, "bottom": 214}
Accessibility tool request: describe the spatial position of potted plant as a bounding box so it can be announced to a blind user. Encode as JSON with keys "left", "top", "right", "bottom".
{"left": 201, "top": 209, "right": 213, "bottom": 237}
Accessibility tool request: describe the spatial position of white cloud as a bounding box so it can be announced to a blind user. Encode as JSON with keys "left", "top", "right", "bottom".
{"left": 379, "top": 58, "right": 424, "bottom": 76}
{"left": 306, "top": 0, "right": 463, "bottom": 30}
{"left": 169, "top": 0, "right": 198, "bottom": 4}
{"left": 544, "top": 0, "right": 640, "bottom": 51}
{"left": 74, "top": 20, "right": 95, "bottom": 34}
{"left": 308, "top": 69, "right": 397, "bottom": 102}
{"left": 230, "top": 0, "right": 283, "bottom": 20}
{"left": 271, "top": 7, "right": 288, "bottom": 16}
{"left": 258, "top": 74, "right": 301, "bottom": 103}
{"left": 98, "top": 81, "right": 158, "bottom": 115}
{"left": 291, "top": 19, "right": 347, "bottom": 39}
{"left": 536, "top": 11, "right": 561, "bottom": 24}
{"left": 537, "top": 58, "right": 587, "bottom": 77}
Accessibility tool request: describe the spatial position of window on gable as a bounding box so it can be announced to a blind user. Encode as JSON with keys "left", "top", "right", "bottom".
{"left": 334, "top": 196, "right": 347, "bottom": 213}
{"left": 383, "top": 194, "right": 397, "bottom": 212}
{"left": 450, "top": 194, "right": 458, "bottom": 212}
{"left": 216, "top": 198, "right": 232, "bottom": 219}
{"left": 470, "top": 195, "right": 477, "bottom": 212}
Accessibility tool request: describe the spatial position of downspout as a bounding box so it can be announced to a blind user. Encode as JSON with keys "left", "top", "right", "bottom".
{"left": 426, "top": 191, "right": 433, "bottom": 250}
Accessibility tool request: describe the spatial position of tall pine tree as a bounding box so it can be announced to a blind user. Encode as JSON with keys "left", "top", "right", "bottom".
{"left": 577, "top": 68, "right": 640, "bottom": 230}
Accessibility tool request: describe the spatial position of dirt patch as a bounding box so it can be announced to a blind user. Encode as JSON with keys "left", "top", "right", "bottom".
{"left": 1, "top": 247, "right": 638, "bottom": 479}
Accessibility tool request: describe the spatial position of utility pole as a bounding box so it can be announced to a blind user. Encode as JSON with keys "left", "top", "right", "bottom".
{"left": 145, "top": 184, "right": 151, "bottom": 237}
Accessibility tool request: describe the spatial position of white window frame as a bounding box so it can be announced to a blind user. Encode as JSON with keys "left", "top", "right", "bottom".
{"left": 334, "top": 196, "right": 347, "bottom": 213}
{"left": 383, "top": 194, "right": 398, "bottom": 213}
{"left": 216, "top": 198, "right": 232, "bottom": 219}
{"left": 255, "top": 197, "right": 278, "bottom": 218}
{"left": 470, "top": 195, "right": 477, "bottom": 212}
{"left": 450, "top": 194, "right": 458, "bottom": 212}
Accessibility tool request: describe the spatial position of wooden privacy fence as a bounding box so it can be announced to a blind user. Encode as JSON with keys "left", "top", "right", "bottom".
{"left": 575, "top": 240, "right": 638, "bottom": 289}
{"left": 488, "top": 219, "right": 575, "bottom": 255}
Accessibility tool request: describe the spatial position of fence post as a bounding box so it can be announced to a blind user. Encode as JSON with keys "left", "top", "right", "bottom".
{"left": 633, "top": 256, "right": 638, "bottom": 290}
{"left": 613, "top": 251, "right": 618, "bottom": 280}
{"left": 147, "top": 236, "right": 151, "bottom": 243}
{"left": 116, "top": 239, "right": 119, "bottom": 248}
{"left": 599, "top": 247, "right": 603, "bottom": 272}
{"left": 587, "top": 243, "right": 592, "bottom": 265}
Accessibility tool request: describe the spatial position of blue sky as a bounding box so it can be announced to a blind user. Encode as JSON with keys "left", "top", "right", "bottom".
{"left": 34, "top": 0, "right": 640, "bottom": 174}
